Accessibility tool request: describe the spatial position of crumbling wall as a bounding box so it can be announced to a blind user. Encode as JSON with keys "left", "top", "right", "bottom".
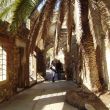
{"left": 0, "top": 36, "right": 30, "bottom": 102}
{"left": 0, "top": 25, "right": 30, "bottom": 102}
{"left": 0, "top": 35, "right": 16, "bottom": 102}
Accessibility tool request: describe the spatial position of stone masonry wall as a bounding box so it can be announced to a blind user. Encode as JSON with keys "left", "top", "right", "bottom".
{"left": 0, "top": 35, "right": 30, "bottom": 102}
{"left": 0, "top": 35, "right": 16, "bottom": 102}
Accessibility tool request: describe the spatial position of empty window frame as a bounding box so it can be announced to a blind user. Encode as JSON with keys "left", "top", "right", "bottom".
{"left": 0, "top": 45, "right": 7, "bottom": 81}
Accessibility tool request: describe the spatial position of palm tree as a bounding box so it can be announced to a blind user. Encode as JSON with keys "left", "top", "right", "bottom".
{"left": 28, "top": 0, "right": 75, "bottom": 52}
{"left": 0, "top": 0, "right": 102, "bottom": 91}
{"left": 75, "top": 0, "right": 102, "bottom": 91}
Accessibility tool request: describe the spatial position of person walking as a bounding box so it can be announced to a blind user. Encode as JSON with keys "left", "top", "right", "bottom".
{"left": 56, "top": 60, "right": 63, "bottom": 80}
{"left": 50, "top": 60, "right": 56, "bottom": 82}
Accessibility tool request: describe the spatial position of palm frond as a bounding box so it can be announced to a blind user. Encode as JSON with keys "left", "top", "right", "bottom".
{"left": 10, "top": 0, "right": 38, "bottom": 31}
{"left": 0, "top": 0, "right": 39, "bottom": 31}
{"left": 0, "top": 2, "right": 16, "bottom": 21}
{"left": 66, "top": 0, "right": 73, "bottom": 52}
{"left": 29, "top": 0, "right": 57, "bottom": 53}
{"left": 36, "top": 0, "right": 57, "bottom": 48}
{"left": 59, "top": 0, "right": 68, "bottom": 26}
{"left": 31, "top": 0, "right": 39, "bottom": 5}
{"left": 0, "top": 0, "right": 14, "bottom": 7}
{"left": 0, "top": 5, "right": 12, "bottom": 19}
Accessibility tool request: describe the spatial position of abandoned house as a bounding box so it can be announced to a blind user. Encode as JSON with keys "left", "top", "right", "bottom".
{"left": 0, "top": 0, "right": 110, "bottom": 110}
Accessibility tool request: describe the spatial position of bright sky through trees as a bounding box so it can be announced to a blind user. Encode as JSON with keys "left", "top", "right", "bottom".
{"left": 37, "top": 0, "right": 62, "bottom": 12}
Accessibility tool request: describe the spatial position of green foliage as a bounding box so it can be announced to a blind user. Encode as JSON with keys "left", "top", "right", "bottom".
{"left": 0, "top": 0, "right": 12, "bottom": 7}
{"left": 0, "top": 0, "right": 39, "bottom": 31}
{"left": 0, "top": 2, "right": 15, "bottom": 21}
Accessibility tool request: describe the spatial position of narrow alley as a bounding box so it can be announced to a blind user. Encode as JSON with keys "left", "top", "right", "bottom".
{"left": 0, "top": 0, "right": 110, "bottom": 110}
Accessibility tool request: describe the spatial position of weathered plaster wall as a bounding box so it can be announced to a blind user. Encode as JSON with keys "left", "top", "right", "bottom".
{"left": 0, "top": 31, "right": 30, "bottom": 102}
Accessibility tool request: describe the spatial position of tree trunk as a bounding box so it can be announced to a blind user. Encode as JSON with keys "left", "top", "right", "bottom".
{"left": 80, "top": 0, "right": 102, "bottom": 91}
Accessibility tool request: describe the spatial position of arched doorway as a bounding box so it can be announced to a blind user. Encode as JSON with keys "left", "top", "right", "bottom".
{"left": 46, "top": 47, "right": 65, "bottom": 81}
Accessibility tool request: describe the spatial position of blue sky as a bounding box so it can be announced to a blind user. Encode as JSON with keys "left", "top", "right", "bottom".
{"left": 37, "top": 0, "right": 62, "bottom": 12}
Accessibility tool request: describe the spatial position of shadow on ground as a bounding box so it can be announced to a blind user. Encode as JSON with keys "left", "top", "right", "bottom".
{"left": 0, "top": 81, "right": 78, "bottom": 110}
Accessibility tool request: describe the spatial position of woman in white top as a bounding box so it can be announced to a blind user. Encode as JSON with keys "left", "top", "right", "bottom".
{"left": 50, "top": 60, "right": 56, "bottom": 82}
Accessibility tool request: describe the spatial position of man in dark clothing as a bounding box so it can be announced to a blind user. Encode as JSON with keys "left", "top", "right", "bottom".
{"left": 56, "top": 60, "right": 63, "bottom": 80}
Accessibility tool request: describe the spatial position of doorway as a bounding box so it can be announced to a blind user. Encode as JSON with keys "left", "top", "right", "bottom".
{"left": 46, "top": 48, "right": 65, "bottom": 81}
{"left": 29, "top": 54, "right": 37, "bottom": 84}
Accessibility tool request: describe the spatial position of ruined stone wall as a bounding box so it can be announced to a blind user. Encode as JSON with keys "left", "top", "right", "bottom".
{"left": 0, "top": 34, "right": 30, "bottom": 102}
{"left": 0, "top": 35, "right": 16, "bottom": 102}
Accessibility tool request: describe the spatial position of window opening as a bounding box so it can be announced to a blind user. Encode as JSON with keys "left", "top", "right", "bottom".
{"left": 0, "top": 45, "right": 7, "bottom": 81}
